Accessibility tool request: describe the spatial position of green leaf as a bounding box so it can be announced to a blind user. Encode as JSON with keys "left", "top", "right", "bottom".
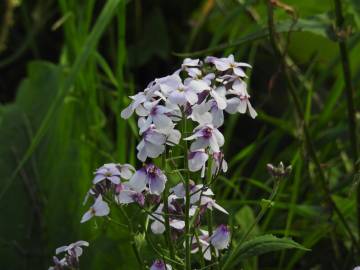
{"left": 222, "top": 234, "right": 309, "bottom": 269}
{"left": 175, "top": 13, "right": 335, "bottom": 57}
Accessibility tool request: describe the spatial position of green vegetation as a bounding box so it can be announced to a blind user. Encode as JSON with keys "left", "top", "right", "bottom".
{"left": 0, "top": 0, "right": 359, "bottom": 269}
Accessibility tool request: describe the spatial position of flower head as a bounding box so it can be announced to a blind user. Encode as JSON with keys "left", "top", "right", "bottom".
{"left": 185, "top": 124, "right": 224, "bottom": 153}
{"left": 210, "top": 224, "right": 230, "bottom": 250}
{"left": 81, "top": 195, "right": 110, "bottom": 223}
{"left": 129, "top": 164, "right": 167, "bottom": 195}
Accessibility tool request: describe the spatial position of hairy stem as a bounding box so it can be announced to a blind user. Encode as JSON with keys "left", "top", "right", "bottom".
{"left": 266, "top": 0, "right": 359, "bottom": 251}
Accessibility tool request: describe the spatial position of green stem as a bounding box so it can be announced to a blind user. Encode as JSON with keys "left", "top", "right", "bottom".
{"left": 222, "top": 179, "right": 280, "bottom": 270}
{"left": 183, "top": 117, "right": 191, "bottom": 270}
{"left": 332, "top": 0, "right": 360, "bottom": 239}
{"left": 162, "top": 151, "right": 176, "bottom": 261}
{"left": 119, "top": 207, "right": 144, "bottom": 269}
{"left": 265, "top": 0, "right": 359, "bottom": 251}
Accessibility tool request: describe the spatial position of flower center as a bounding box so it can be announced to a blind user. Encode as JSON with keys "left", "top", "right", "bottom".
{"left": 202, "top": 127, "right": 213, "bottom": 139}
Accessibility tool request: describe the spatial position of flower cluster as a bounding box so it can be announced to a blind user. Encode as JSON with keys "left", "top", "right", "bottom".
{"left": 48, "top": 241, "right": 89, "bottom": 270}
{"left": 66, "top": 55, "right": 257, "bottom": 269}
{"left": 121, "top": 54, "right": 256, "bottom": 169}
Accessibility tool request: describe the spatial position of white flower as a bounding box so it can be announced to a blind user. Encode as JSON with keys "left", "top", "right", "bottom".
{"left": 137, "top": 124, "right": 166, "bottom": 162}
{"left": 141, "top": 101, "right": 175, "bottom": 130}
{"left": 93, "top": 163, "right": 121, "bottom": 185}
{"left": 188, "top": 150, "right": 209, "bottom": 177}
{"left": 211, "top": 151, "right": 228, "bottom": 175}
{"left": 184, "top": 124, "right": 224, "bottom": 152}
{"left": 150, "top": 259, "right": 173, "bottom": 270}
{"left": 210, "top": 225, "right": 231, "bottom": 250}
{"left": 81, "top": 195, "right": 110, "bottom": 223}
{"left": 181, "top": 58, "right": 200, "bottom": 69}
{"left": 200, "top": 196, "right": 229, "bottom": 214}
{"left": 149, "top": 204, "right": 185, "bottom": 234}
{"left": 206, "top": 54, "right": 251, "bottom": 77}
{"left": 159, "top": 74, "right": 197, "bottom": 105}
{"left": 191, "top": 230, "right": 214, "bottom": 261}
{"left": 115, "top": 183, "right": 145, "bottom": 206}
{"left": 55, "top": 241, "right": 89, "bottom": 258}
{"left": 129, "top": 164, "right": 167, "bottom": 195}
{"left": 188, "top": 102, "right": 212, "bottom": 126}
{"left": 226, "top": 79, "right": 257, "bottom": 119}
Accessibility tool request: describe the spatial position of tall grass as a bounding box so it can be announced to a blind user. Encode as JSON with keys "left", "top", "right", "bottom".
{"left": 0, "top": 0, "right": 359, "bottom": 269}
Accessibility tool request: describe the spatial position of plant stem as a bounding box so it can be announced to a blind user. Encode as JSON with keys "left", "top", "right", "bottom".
{"left": 183, "top": 117, "right": 191, "bottom": 270}
{"left": 332, "top": 0, "right": 360, "bottom": 239}
{"left": 162, "top": 150, "right": 176, "bottom": 261}
{"left": 222, "top": 179, "right": 280, "bottom": 270}
{"left": 265, "top": 0, "right": 359, "bottom": 251}
{"left": 205, "top": 158, "right": 219, "bottom": 270}
{"left": 119, "top": 206, "right": 144, "bottom": 269}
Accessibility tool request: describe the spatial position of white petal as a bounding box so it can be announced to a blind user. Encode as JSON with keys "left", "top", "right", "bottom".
{"left": 80, "top": 210, "right": 93, "bottom": 223}
{"left": 225, "top": 97, "right": 240, "bottom": 114}
{"left": 129, "top": 169, "right": 148, "bottom": 192}
{"left": 213, "top": 202, "right": 229, "bottom": 214}
{"left": 151, "top": 220, "right": 166, "bottom": 234}
{"left": 145, "top": 142, "right": 165, "bottom": 158}
{"left": 93, "top": 196, "right": 110, "bottom": 217}
{"left": 118, "top": 190, "right": 135, "bottom": 204}
{"left": 170, "top": 219, "right": 185, "bottom": 230}
{"left": 211, "top": 90, "right": 227, "bottom": 110}
{"left": 55, "top": 246, "right": 68, "bottom": 255}
{"left": 247, "top": 100, "right": 258, "bottom": 119}
{"left": 213, "top": 129, "right": 224, "bottom": 147}
{"left": 238, "top": 100, "right": 247, "bottom": 114}
{"left": 190, "top": 137, "right": 209, "bottom": 151}
{"left": 120, "top": 104, "right": 134, "bottom": 119}
{"left": 93, "top": 174, "right": 105, "bottom": 184}
{"left": 149, "top": 175, "right": 166, "bottom": 195}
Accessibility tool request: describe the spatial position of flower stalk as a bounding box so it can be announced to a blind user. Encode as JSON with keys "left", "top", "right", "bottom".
{"left": 266, "top": 0, "right": 360, "bottom": 251}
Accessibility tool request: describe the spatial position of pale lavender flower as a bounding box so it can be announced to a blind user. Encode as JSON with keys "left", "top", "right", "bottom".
{"left": 191, "top": 230, "right": 213, "bottom": 261}
{"left": 226, "top": 79, "right": 257, "bottom": 119}
{"left": 188, "top": 150, "right": 209, "bottom": 177}
{"left": 150, "top": 203, "right": 185, "bottom": 234}
{"left": 211, "top": 151, "right": 228, "bottom": 175}
{"left": 115, "top": 183, "right": 145, "bottom": 206}
{"left": 170, "top": 182, "right": 214, "bottom": 204}
{"left": 118, "top": 164, "right": 136, "bottom": 179}
{"left": 185, "top": 124, "right": 224, "bottom": 152}
{"left": 55, "top": 241, "right": 89, "bottom": 258}
{"left": 150, "top": 259, "right": 172, "bottom": 270}
{"left": 209, "top": 99, "right": 224, "bottom": 128}
{"left": 93, "top": 163, "right": 121, "bottom": 185}
{"left": 81, "top": 195, "right": 110, "bottom": 223}
{"left": 206, "top": 54, "right": 251, "bottom": 77}
{"left": 188, "top": 102, "right": 212, "bottom": 126}
{"left": 141, "top": 101, "right": 175, "bottom": 130}
{"left": 159, "top": 74, "right": 198, "bottom": 105}
{"left": 200, "top": 196, "right": 229, "bottom": 215}
{"left": 181, "top": 58, "right": 200, "bottom": 69}
{"left": 137, "top": 123, "right": 166, "bottom": 162}
{"left": 210, "top": 224, "right": 231, "bottom": 250}
{"left": 129, "top": 164, "right": 167, "bottom": 195}
{"left": 353, "top": 267, "right": 360, "bottom": 270}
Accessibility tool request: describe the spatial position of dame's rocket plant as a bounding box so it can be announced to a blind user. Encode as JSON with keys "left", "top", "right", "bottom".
{"left": 49, "top": 55, "right": 258, "bottom": 269}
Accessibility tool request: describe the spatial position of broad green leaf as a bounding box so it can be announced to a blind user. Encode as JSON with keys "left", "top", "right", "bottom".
{"left": 222, "top": 234, "right": 309, "bottom": 269}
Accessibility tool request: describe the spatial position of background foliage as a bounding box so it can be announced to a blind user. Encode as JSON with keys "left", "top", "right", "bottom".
{"left": 0, "top": 0, "right": 359, "bottom": 269}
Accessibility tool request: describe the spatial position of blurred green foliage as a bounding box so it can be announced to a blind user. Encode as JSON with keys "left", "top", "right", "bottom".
{"left": 0, "top": 0, "right": 359, "bottom": 269}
